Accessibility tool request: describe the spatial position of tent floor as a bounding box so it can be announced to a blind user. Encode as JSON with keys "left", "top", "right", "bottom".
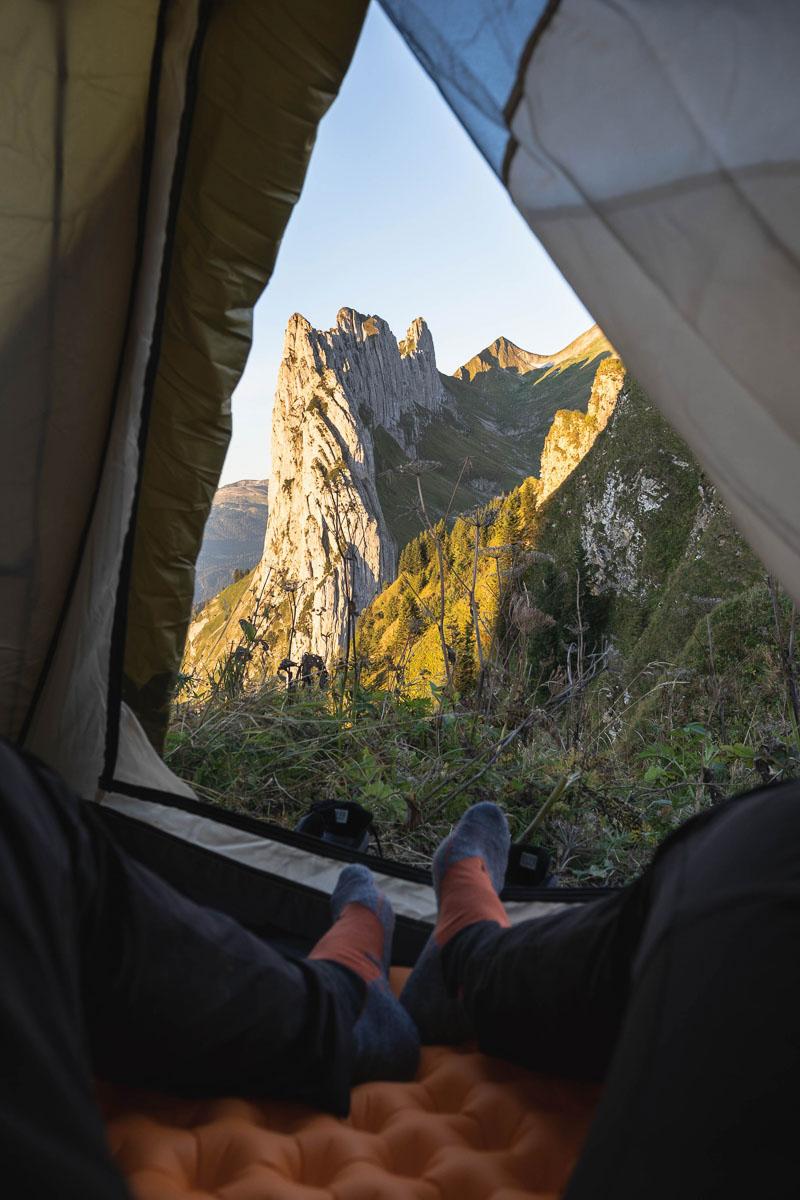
{"left": 100, "top": 970, "right": 599, "bottom": 1199}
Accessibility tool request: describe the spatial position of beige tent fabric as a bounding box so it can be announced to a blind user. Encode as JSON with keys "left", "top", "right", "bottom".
{"left": 102, "top": 789, "right": 568, "bottom": 926}
{"left": 5, "top": 0, "right": 367, "bottom": 794}
{"left": 0, "top": 0, "right": 169, "bottom": 743}
{"left": 120, "top": 0, "right": 368, "bottom": 753}
{"left": 506, "top": 0, "right": 800, "bottom": 605}
{"left": 22, "top": 0, "right": 203, "bottom": 796}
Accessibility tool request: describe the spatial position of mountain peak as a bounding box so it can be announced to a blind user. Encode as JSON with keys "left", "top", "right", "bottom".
{"left": 399, "top": 316, "right": 433, "bottom": 358}
{"left": 454, "top": 324, "right": 611, "bottom": 382}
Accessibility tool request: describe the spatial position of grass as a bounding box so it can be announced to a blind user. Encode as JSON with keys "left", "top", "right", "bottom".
{"left": 173, "top": 366, "right": 800, "bottom": 886}
{"left": 374, "top": 356, "right": 608, "bottom": 549}
{"left": 168, "top": 616, "right": 800, "bottom": 885}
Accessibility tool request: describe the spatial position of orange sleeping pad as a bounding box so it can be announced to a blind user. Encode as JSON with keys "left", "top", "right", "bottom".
{"left": 101, "top": 970, "right": 599, "bottom": 1200}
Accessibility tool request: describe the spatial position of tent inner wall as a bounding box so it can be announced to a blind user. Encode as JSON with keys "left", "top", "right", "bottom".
{"left": 115, "top": 0, "right": 369, "bottom": 757}
{"left": 0, "top": 1, "right": 165, "bottom": 748}
{"left": 7, "top": 0, "right": 204, "bottom": 798}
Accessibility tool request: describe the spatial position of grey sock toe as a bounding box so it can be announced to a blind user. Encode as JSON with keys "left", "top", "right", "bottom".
{"left": 433, "top": 801, "right": 510, "bottom": 895}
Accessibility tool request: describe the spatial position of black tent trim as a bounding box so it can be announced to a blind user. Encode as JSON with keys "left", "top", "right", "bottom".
{"left": 102, "top": 0, "right": 214, "bottom": 789}
{"left": 19, "top": 0, "right": 174, "bottom": 748}
{"left": 103, "top": 777, "right": 612, "bottom": 905}
{"left": 95, "top": 802, "right": 436, "bottom": 964}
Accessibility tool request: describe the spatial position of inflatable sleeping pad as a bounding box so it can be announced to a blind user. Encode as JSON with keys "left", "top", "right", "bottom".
{"left": 101, "top": 970, "right": 599, "bottom": 1199}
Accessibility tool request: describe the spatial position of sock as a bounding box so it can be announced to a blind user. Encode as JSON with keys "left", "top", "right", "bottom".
{"left": 310, "top": 864, "right": 419, "bottom": 1084}
{"left": 309, "top": 895, "right": 385, "bottom": 983}
{"left": 400, "top": 802, "right": 510, "bottom": 1044}
{"left": 434, "top": 855, "right": 510, "bottom": 946}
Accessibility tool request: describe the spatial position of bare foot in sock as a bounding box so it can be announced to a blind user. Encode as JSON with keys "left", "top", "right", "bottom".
{"left": 400, "top": 802, "right": 510, "bottom": 1044}
{"left": 310, "top": 864, "right": 420, "bottom": 1084}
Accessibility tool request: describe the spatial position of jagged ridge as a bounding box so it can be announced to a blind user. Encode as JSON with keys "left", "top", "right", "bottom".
{"left": 453, "top": 325, "right": 612, "bottom": 383}
{"left": 184, "top": 312, "right": 615, "bottom": 682}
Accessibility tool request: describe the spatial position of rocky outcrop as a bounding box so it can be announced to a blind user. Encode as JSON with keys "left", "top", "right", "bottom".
{"left": 538, "top": 357, "right": 625, "bottom": 502}
{"left": 188, "top": 308, "right": 451, "bottom": 674}
{"left": 184, "top": 311, "right": 619, "bottom": 682}
{"left": 301, "top": 307, "right": 448, "bottom": 451}
{"left": 253, "top": 310, "right": 402, "bottom": 663}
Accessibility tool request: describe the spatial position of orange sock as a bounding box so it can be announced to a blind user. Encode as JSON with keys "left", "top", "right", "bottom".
{"left": 434, "top": 856, "right": 511, "bottom": 947}
{"left": 309, "top": 902, "right": 384, "bottom": 983}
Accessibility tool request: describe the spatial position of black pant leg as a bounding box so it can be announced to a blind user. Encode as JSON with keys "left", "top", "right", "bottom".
{"left": 0, "top": 741, "right": 363, "bottom": 1199}
{"left": 442, "top": 881, "right": 647, "bottom": 1080}
{"left": 0, "top": 742, "right": 130, "bottom": 1198}
{"left": 80, "top": 799, "right": 362, "bottom": 1113}
{"left": 564, "top": 782, "right": 800, "bottom": 1198}
{"left": 444, "top": 783, "right": 800, "bottom": 1197}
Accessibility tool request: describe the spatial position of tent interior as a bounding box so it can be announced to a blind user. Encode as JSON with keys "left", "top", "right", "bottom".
{"left": 3, "top": 0, "right": 799, "bottom": 1195}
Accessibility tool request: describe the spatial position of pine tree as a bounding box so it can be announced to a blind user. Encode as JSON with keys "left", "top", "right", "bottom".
{"left": 495, "top": 489, "right": 522, "bottom": 546}
{"left": 454, "top": 616, "right": 477, "bottom": 694}
{"left": 399, "top": 535, "right": 420, "bottom": 575}
{"left": 395, "top": 591, "right": 421, "bottom": 642}
{"left": 517, "top": 477, "right": 539, "bottom": 541}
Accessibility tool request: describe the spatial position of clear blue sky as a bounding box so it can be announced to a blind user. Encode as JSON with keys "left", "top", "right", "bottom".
{"left": 221, "top": 2, "right": 593, "bottom": 485}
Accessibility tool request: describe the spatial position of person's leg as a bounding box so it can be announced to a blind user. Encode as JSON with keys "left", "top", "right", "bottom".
{"left": 0, "top": 741, "right": 131, "bottom": 1198}
{"left": 0, "top": 740, "right": 406, "bottom": 1198}
{"left": 79, "top": 797, "right": 364, "bottom": 1112}
{"left": 401, "top": 801, "right": 512, "bottom": 1043}
{"left": 562, "top": 783, "right": 800, "bottom": 1198}
{"left": 435, "top": 789, "right": 800, "bottom": 1197}
{"left": 83, "top": 830, "right": 417, "bottom": 1106}
{"left": 440, "top": 878, "right": 645, "bottom": 1079}
{"left": 309, "top": 864, "right": 419, "bottom": 1084}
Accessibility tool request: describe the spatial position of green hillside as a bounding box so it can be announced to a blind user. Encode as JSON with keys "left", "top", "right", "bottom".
{"left": 173, "top": 364, "right": 799, "bottom": 886}
{"left": 375, "top": 346, "right": 610, "bottom": 548}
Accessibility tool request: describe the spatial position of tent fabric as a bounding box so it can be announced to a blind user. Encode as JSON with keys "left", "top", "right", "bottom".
{"left": 0, "top": 0, "right": 200, "bottom": 794}
{"left": 1, "top": 0, "right": 367, "bottom": 795}
{"left": 376, "top": 0, "right": 549, "bottom": 176}
{"left": 505, "top": 0, "right": 800, "bottom": 607}
{"left": 100, "top": 790, "right": 577, "bottom": 929}
{"left": 118, "top": 0, "right": 369, "bottom": 755}
{"left": 381, "top": 0, "right": 800, "bottom": 611}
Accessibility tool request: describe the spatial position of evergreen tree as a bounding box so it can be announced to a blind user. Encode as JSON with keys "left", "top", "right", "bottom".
{"left": 453, "top": 617, "right": 477, "bottom": 694}
{"left": 395, "top": 591, "right": 421, "bottom": 642}
{"left": 495, "top": 489, "right": 522, "bottom": 546}
{"left": 399, "top": 535, "right": 423, "bottom": 575}
{"left": 517, "top": 477, "right": 539, "bottom": 540}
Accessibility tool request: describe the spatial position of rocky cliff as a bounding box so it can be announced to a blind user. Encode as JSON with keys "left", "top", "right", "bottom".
{"left": 184, "top": 311, "right": 616, "bottom": 682}
{"left": 538, "top": 356, "right": 625, "bottom": 502}
{"left": 521, "top": 378, "right": 762, "bottom": 690}
{"left": 254, "top": 309, "right": 404, "bottom": 663}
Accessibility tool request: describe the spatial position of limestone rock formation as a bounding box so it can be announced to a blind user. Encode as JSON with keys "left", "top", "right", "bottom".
{"left": 184, "top": 312, "right": 619, "bottom": 683}
{"left": 254, "top": 309, "right": 406, "bottom": 664}
{"left": 538, "top": 356, "right": 625, "bottom": 502}
{"left": 189, "top": 308, "right": 452, "bottom": 674}
{"left": 300, "top": 307, "right": 448, "bottom": 451}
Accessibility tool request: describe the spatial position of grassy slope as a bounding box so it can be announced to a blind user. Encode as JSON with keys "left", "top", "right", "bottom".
{"left": 375, "top": 352, "right": 609, "bottom": 549}
{"left": 184, "top": 567, "right": 256, "bottom": 678}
